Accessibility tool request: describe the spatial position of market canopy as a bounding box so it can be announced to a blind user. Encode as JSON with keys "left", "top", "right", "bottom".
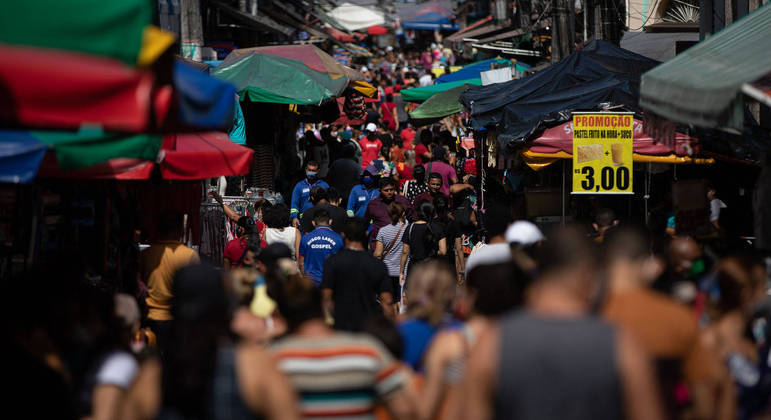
{"left": 400, "top": 1, "right": 457, "bottom": 31}
{"left": 522, "top": 118, "right": 712, "bottom": 169}
{"left": 640, "top": 3, "right": 771, "bottom": 131}
{"left": 436, "top": 58, "right": 530, "bottom": 84}
{"left": 461, "top": 40, "right": 658, "bottom": 153}
{"left": 213, "top": 45, "right": 366, "bottom": 105}
{"left": 0, "top": 44, "right": 236, "bottom": 133}
{"left": 0, "top": 135, "right": 47, "bottom": 183}
{"left": 409, "top": 83, "right": 470, "bottom": 126}
{"left": 36, "top": 132, "right": 252, "bottom": 181}
{"left": 0, "top": 0, "right": 172, "bottom": 67}
{"left": 402, "top": 78, "right": 482, "bottom": 103}
{"left": 328, "top": 3, "right": 385, "bottom": 32}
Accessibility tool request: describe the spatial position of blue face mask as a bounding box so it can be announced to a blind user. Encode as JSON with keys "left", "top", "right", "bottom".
{"left": 362, "top": 176, "right": 374, "bottom": 186}
{"left": 306, "top": 171, "right": 318, "bottom": 182}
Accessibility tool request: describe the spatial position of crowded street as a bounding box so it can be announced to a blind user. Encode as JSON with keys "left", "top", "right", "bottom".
{"left": 3, "top": 0, "right": 771, "bottom": 419}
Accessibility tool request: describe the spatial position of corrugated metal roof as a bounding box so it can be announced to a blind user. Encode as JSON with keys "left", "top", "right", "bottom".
{"left": 640, "top": 3, "right": 771, "bottom": 130}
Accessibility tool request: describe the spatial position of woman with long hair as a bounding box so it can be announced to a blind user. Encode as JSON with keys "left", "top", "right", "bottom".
{"left": 403, "top": 164, "right": 428, "bottom": 203}
{"left": 374, "top": 202, "right": 409, "bottom": 309}
{"left": 262, "top": 204, "right": 301, "bottom": 262}
{"left": 122, "top": 264, "right": 298, "bottom": 420}
{"left": 400, "top": 201, "right": 446, "bottom": 289}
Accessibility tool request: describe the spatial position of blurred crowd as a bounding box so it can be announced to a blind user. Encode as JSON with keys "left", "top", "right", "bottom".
{"left": 8, "top": 44, "right": 771, "bottom": 420}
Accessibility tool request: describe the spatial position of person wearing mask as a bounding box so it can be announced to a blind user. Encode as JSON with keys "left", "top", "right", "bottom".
{"left": 347, "top": 169, "right": 380, "bottom": 218}
{"left": 459, "top": 228, "right": 664, "bottom": 420}
{"left": 321, "top": 218, "right": 396, "bottom": 331}
{"left": 601, "top": 226, "right": 714, "bottom": 419}
{"left": 359, "top": 123, "right": 383, "bottom": 170}
{"left": 139, "top": 213, "right": 200, "bottom": 353}
{"left": 290, "top": 160, "right": 328, "bottom": 228}
{"left": 327, "top": 143, "right": 361, "bottom": 207}
{"left": 298, "top": 209, "right": 344, "bottom": 287}
{"left": 270, "top": 270, "right": 415, "bottom": 419}
{"left": 365, "top": 177, "right": 414, "bottom": 248}
{"left": 303, "top": 130, "right": 330, "bottom": 177}
{"left": 300, "top": 186, "right": 348, "bottom": 235}
{"left": 374, "top": 202, "right": 409, "bottom": 310}
{"left": 423, "top": 146, "right": 457, "bottom": 197}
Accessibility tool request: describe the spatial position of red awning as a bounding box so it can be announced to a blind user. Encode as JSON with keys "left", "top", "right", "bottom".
{"left": 367, "top": 25, "right": 388, "bottom": 35}
{"left": 528, "top": 119, "right": 700, "bottom": 156}
{"left": 160, "top": 132, "right": 253, "bottom": 180}
{"left": 0, "top": 44, "right": 162, "bottom": 133}
{"left": 38, "top": 132, "right": 253, "bottom": 180}
{"left": 327, "top": 27, "right": 356, "bottom": 42}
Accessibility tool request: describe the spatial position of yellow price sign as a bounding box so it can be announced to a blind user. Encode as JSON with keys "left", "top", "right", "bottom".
{"left": 571, "top": 112, "right": 634, "bottom": 195}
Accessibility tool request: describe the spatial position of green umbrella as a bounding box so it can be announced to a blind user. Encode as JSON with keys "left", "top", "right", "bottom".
{"left": 32, "top": 129, "right": 161, "bottom": 170}
{"left": 213, "top": 45, "right": 360, "bottom": 105}
{"left": 0, "top": 0, "right": 152, "bottom": 66}
{"left": 409, "top": 84, "right": 470, "bottom": 127}
{"left": 401, "top": 78, "right": 482, "bottom": 103}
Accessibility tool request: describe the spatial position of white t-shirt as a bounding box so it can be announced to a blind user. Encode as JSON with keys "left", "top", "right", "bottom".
{"left": 710, "top": 198, "right": 727, "bottom": 222}
{"left": 96, "top": 351, "right": 139, "bottom": 390}
{"left": 465, "top": 243, "right": 511, "bottom": 275}
{"left": 419, "top": 74, "right": 433, "bottom": 87}
{"left": 265, "top": 227, "right": 298, "bottom": 260}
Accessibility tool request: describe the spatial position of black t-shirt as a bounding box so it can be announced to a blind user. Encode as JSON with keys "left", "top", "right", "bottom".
{"left": 300, "top": 203, "right": 348, "bottom": 234}
{"left": 321, "top": 249, "right": 392, "bottom": 331}
{"left": 326, "top": 158, "right": 361, "bottom": 207}
{"left": 365, "top": 109, "right": 381, "bottom": 125}
{"left": 403, "top": 221, "right": 445, "bottom": 263}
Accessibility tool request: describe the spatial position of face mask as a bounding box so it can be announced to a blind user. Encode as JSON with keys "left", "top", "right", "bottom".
{"left": 363, "top": 177, "right": 374, "bottom": 186}
{"left": 306, "top": 171, "right": 318, "bottom": 182}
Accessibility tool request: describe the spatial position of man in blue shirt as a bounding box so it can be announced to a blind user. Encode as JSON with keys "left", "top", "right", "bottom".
{"left": 298, "top": 209, "right": 343, "bottom": 285}
{"left": 346, "top": 169, "right": 379, "bottom": 218}
{"left": 291, "top": 160, "right": 329, "bottom": 227}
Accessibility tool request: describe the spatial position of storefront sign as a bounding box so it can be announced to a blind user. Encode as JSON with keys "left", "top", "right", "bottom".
{"left": 571, "top": 112, "right": 634, "bottom": 195}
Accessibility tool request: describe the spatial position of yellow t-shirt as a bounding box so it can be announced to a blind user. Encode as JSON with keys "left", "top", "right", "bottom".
{"left": 139, "top": 241, "right": 200, "bottom": 321}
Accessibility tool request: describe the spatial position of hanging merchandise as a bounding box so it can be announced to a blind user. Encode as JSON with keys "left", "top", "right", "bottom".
{"left": 343, "top": 91, "right": 367, "bottom": 121}
{"left": 486, "top": 131, "right": 497, "bottom": 168}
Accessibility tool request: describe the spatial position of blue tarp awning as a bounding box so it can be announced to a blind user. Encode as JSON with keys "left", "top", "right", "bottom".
{"left": 437, "top": 58, "right": 531, "bottom": 84}
{"left": 0, "top": 132, "right": 46, "bottom": 183}
{"left": 174, "top": 61, "right": 236, "bottom": 130}
{"left": 400, "top": 1, "right": 457, "bottom": 31}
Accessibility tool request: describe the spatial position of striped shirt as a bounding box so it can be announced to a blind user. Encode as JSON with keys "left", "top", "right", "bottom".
{"left": 272, "top": 333, "right": 406, "bottom": 420}
{"left": 375, "top": 222, "right": 407, "bottom": 277}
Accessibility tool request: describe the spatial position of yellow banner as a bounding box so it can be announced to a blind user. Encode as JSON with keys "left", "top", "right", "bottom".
{"left": 572, "top": 112, "right": 634, "bottom": 194}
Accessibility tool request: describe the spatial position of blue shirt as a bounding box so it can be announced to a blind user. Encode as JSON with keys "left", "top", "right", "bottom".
{"left": 290, "top": 178, "right": 329, "bottom": 220}
{"left": 346, "top": 184, "right": 379, "bottom": 218}
{"left": 298, "top": 226, "right": 343, "bottom": 284}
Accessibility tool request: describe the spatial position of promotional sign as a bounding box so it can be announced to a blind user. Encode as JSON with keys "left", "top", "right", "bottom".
{"left": 571, "top": 112, "right": 633, "bottom": 194}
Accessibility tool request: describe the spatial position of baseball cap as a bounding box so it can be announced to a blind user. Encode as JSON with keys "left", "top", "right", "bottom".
{"left": 366, "top": 122, "right": 377, "bottom": 132}
{"left": 505, "top": 221, "right": 544, "bottom": 246}
{"left": 361, "top": 66, "right": 369, "bottom": 72}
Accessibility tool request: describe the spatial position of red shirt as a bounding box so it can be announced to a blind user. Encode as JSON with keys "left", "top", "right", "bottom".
{"left": 359, "top": 136, "right": 383, "bottom": 169}
{"left": 396, "top": 162, "right": 413, "bottom": 188}
{"left": 414, "top": 143, "right": 428, "bottom": 165}
{"left": 400, "top": 128, "right": 416, "bottom": 146}
{"left": 380, "top": 102, "right": 396, "bottom": 124}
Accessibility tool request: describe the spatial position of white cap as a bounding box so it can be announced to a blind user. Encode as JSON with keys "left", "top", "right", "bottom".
{"left": 361, "top": 66, "right": 369, "bottom": 72}
{"left": 505, "top": 221, "right": 544, "bottom": 246}
{"left": 386, "top": 46, "right": 393, "bottom": 52}
{"left": 366, "top": 122, "right": 377, "bottom": 132}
